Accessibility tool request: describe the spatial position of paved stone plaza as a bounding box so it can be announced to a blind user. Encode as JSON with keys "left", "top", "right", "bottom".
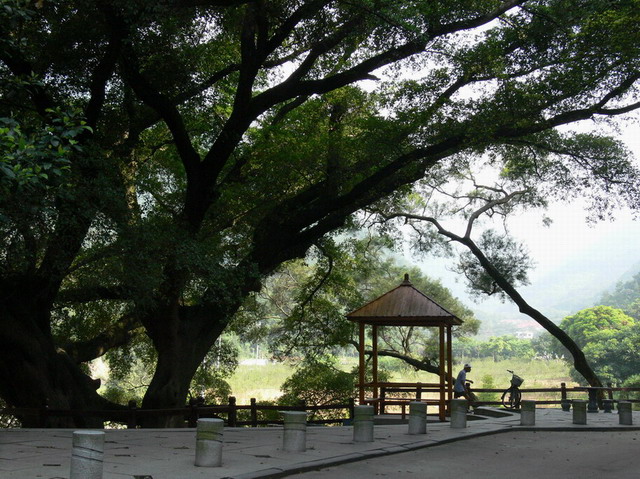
{"left": 1, "top": 408, "right": 638, "bottom": 479}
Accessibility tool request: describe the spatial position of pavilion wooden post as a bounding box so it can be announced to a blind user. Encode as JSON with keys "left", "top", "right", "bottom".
{"left": 358, "top": 322, "right": 366, "bottom": 405}
{"left": 447, "top": 324, "right": 453, "bottom": 415}
{"left": 438, "top": 325, "right": 446, "bottom": 421}
{"left": 372, "top": 325, "right": 379, "bottom": 414}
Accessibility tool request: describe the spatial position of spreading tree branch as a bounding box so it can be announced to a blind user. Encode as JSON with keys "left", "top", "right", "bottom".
{"left": 383, "top": 189, "right": 603, "bottom": 387}
{"left": 60, "top": 315, "right": 142, "bottom": 364}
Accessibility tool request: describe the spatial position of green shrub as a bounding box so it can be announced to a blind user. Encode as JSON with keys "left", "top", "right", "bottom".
{"left": 235, "top": 399, "right": 282, "bottom": 425}
{"left": 621, "top": 374, "right": 640, "bottom": 410}
{"left": 279, "top": 357, "right": 355, "bottom": 420}
{"left": 477, "top": 374, "right": 500, "bottom": 403}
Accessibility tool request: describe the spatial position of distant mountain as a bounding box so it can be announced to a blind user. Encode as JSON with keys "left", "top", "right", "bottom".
{"left": 413, "top": 219, "right": 640, "bottom": 338}
{"left": 471, "top": 239, "right": 640, "bottom": 337}
{"left": 523, "top": 253, "right": 640, "bottom": 318}
{"left": 611, "top": 259, "right": 640, "bottom": 285}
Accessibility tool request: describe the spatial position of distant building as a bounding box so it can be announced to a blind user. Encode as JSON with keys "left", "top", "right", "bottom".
{"left": 514, "top": 331, "right": 534, "bottom": 339}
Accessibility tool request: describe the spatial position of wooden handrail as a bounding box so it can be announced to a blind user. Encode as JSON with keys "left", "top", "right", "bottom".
{"left": 358, "top": 382, "right": 442, "bottom": 388}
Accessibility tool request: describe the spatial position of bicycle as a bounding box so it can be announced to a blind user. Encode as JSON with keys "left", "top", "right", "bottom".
{"left": 501, "top": 369, "right": 524, "bottom": 409}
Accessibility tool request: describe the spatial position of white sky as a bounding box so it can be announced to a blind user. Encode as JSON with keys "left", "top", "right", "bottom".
{"left": 512, "top": 121, "right": 640, "bottom": 279}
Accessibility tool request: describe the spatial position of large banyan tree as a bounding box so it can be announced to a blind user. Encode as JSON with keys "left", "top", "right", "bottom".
{"left": 1, "top": 0, "right": 639, "bottom": 426}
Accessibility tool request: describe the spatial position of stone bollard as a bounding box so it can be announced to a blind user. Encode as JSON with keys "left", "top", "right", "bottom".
{"left": 602, "top": 399, "right": 613, "bottom": 413}
{"left": 353, "top": 405, "right": 375, "bottom": 442}
{"left": 408, "top": 402, "right": 427, "bottom": 435}
{"left": 450, "top": 399, "right": 468, "bottom": 429}
{"left": 520, "top": 400, "right": 536, "bottom": 426}
{"left": 618, "top": 401, "right": 633, "bottom": 425}
{"left": 70, "top": 430, "right": 105, "bottom": 479}
{"left": 572, "top": 399, "right": 588, "bottom": 425}
{"left": 281, "top": 411, "right": 307, "bottom": 452}
{"left": 561, "top": 399, "right": 571, "bottom": 412}
{"left": 195, "top": 418, "right": 224, "bottom": 467}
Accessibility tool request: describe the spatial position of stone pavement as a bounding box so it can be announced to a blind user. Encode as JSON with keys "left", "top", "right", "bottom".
{"left": 1, "top": 407, "right": 638, "bottom": 479}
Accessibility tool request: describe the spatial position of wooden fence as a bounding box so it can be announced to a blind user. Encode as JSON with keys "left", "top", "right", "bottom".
{"left": 473, "top": 383, "right": 640, "bottom": 406}
{"left": 376, "top": 383, "right": 640, "bottom": 416}
{"left": 1, "top": 385, "right": 639, "bottom": 428}
{"left": 0, "top": 397, "right": 355, "bottom": 429}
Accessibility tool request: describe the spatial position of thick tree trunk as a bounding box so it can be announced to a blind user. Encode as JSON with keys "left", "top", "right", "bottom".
{"left": 0, "top": 298, "right": 112, "bottom": 427}
{"left": 140, "top": 354, "right": 200, "bottom": 427}
{"left": 140, "top": 304, "right": 229, "bottom": 427}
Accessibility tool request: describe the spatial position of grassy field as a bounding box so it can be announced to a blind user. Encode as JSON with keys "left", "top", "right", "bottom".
{"left": 228, "top": 362, "right": 294, "bottom": 404}
{"left": 228, "top": 358, "right": 577, "bottom": 405}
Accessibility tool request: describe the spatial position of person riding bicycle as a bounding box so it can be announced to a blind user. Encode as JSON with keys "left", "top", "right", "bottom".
{"left": 454, "top": 363, "right": 476, "bottom": 410}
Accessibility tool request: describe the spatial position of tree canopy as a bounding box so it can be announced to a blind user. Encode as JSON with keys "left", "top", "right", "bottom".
{"left": 559, "top": 305, "right": 635, "bottom": 348}
{"left": 546, "top": 306, "right": 639, "bottom": 385}
{"left": 1, "top": 0, "right": 640, "bottom": 426}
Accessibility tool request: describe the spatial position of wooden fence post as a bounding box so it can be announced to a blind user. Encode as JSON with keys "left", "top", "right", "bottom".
{"left": 228, "top": 396, "right": 237, "bottom": 427}
{"left": 607, "top": 382, "right": 614, "bottom": 400}
{"left": 188, "top": 398, "right": 200, "bottom": 428}
{"left": 250, "top": 398, "right": 257, "bottom": 427}
{"left": 127, "top": 400, "right": 137, "bottom": 429}
{"left": 348, "top": 398, "right": 355, "bottom": 421}
{"left": 560, "top": 382, "right": 567, "bottom": 401}
{"left": 39, "top": 400, "right": 49, "bottom": 428}
{"left": 380, "top": 387, "right": 386, "bottom": 414}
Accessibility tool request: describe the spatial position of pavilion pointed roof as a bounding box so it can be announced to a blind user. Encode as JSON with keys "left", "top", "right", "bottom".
{"left": 346, "top": 274, "right": 463, "bottom": 327}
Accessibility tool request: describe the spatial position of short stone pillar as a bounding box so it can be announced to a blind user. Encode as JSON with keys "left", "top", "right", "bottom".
{"left": 282, "top": 411, "right": 307, "bottom": 452}
{"left": 195, "top": 418, "right": 224, "bottom": 467}
{"left": 353, "top": 405, "right": 374, "bottom": 442}
{"left": 572, "top": 399, "right": 588, "bottom": 425}
{"left": 520, "top": 400, "right": 536, "bottom": 426}
{"left": 618, "top": 401, "right": 633, "bottom": 425}
{"left": 70, "top": 430, "right": 105, "bottom": 479}
{"left": 408, "top": 401, "right": 427, "bottom": 435}
{"left": 602, "top": 399, "right": 613, "bottom": 413}
{"left": 450, "top": 399, "right": 468, "bottom": 429}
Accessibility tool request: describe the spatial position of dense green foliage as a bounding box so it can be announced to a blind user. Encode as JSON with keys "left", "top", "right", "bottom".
{"left": 559, "top": 306, "right": 635, "bottom": 348}
{"left": 455, "top": 335, "right": 535, "bottom": 361}
{"left": 279, "top": 357, "right": 355, "bottom": 410}
{"left": 0, "top": 110, "right": 89, "bottom": 191}
{"left": 542, "top": 306, "right": 639, "bottom": 385}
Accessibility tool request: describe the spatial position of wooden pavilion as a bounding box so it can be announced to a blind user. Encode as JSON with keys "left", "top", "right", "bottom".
{"left": 346, "top": 274, "right": 463, "bottom": 421}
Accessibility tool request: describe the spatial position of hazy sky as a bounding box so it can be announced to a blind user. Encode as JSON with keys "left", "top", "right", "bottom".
{"left": 513, "top": 120, "right": 640, "bottom": 281}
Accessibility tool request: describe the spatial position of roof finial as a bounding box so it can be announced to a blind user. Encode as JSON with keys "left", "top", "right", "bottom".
{"left": 402, "top": 273, "right": 411, "bottom": 285}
